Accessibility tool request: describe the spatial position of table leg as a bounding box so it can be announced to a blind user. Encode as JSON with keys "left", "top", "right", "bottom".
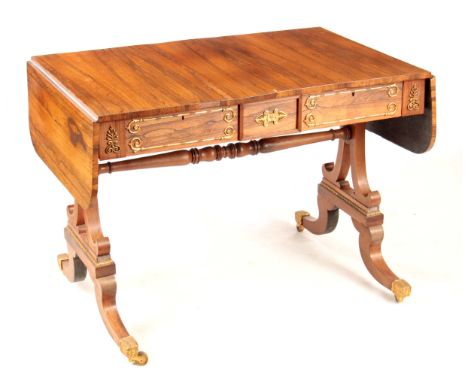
{"left": 295, "top": 123, "right": 411, "bottom": 303}
{"left": 57, "top": 195, "right": 148, "bottom": 365}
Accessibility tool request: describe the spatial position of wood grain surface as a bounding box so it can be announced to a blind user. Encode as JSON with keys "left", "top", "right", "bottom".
{"left": 99, "top": 127, "right": 350, "bottom": 174}
{"left": 30, "top": 28, "right": 431, "bottom": 122}
{"left": 240, "top": 97, "right": 298, "bottom": 140}
{"left": 27, "top": 61, "right": 98, "bottom": 208}
{"left": 122, "top": 106, "right": 238, "bottom": 158}
{"left": 402, "top": 79, "right": 425, "bottom": 116}
{"left": 367, "top": 76, "right": 436, "bottom": 153}
{"left": 301, "top": 83, "right": 402, "bottom": 130}
{"left": 28, "top": 27, "right": 435, "bottom": 208}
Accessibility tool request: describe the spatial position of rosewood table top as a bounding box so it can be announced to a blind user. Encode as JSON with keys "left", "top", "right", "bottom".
{"left": 30, "top": 27, "right": 431, "bottom": 121}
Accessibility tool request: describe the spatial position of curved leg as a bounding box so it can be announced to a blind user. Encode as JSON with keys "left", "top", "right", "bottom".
{"left": 59, "top": 196, "right": 148, "bottom": 365}
{"left": 352, "top": 220, "right": 411, "bottom": 303}
{"left": 295, "top": 134, "right": 347, "bottom": 235}
{"left": 296, "top": 123, "right": 411, "bottom": 302}
{"left": 295, "top": 194, "right": 339, "bottom": 235}
{"left": 348, "top": 125, "right": 411, "bottom": 302}
{"left": 95, "top": 275, "right": 148, "bottom": 365}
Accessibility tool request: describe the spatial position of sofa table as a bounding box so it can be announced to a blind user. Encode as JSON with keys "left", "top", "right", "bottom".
{"left": 27, "top": 27, "right": 436, "bottom": 365}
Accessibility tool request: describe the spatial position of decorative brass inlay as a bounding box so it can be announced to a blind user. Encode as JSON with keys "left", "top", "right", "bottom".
{"left": 314, "top": 83, "right": 399, "bottom": 98}
{"left": 65, "top": 227, "right": 115, "bottom": 268}
{"left": 129, "top": 137, "right": 143, "bottom": 153}
{"left": 224, "top": 126, "right": 234, "bottom": 138}
{"left": 223, "top": 107, "right": 236, "bottom": 123}
{"left": 119, "top": 336, "right": 148, "bottom": 366}
{"left": 302, "top": 84, "right": 402, "bottom": 129}
{"left": 127, "top": 115, "right": 181, "bottom": 134}
{"left": 407, "top": 84, "right": 420, "bottom": 111}
{"left": 303, "top": 102, "right": 399, "bottom": 129}
{"left": 128, "top": 128, "right": 234, "bottom": 153}
{"left": 104, "top": 126, "right": 120, "bottom": 154}
{"left": 320, "top": 179, "right": 382, "bottom": 218}
{"left": 304, "top": 113, "right": 316, "bottom": 127}
{"left": 386, "top": 102, "right": 397, "bottom": 115}
{"left": 127, "top": 107, "right": 237, "bottom": 153}
{"left": 127, "top": 119, "right": 142, "bottom": 134}
{"left": 255, "top": 108, "right": 287, "bottom": 127}
{"left": 305, "top": 95, "right": 318, "bottom": 109}
{"left": 304, "top": 84, "right": 400, "bottom": 103}
{"left": 127, "top": 107, "right": 230, "bottom": 134}
{"left": 387, "top": 84, "right": 399, "bottom": 97}
{"left": 295, "top": 210, "right": 310, "bottom": 232}
{"left": 391, "top": 279, "right": 411, "bottom": 303}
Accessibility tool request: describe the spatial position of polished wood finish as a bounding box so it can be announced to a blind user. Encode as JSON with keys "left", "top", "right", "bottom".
{"left": 401, "top": 79, "right": 425, "bottom": 116}
{"left": 296, "top": 124, "right": 411, "bottom": 303}
{"left": 99, "top": 128, "right": 350, "bottom": 174}
{"left": 367, "top": 76, "right": 436, "bottom": 153}
{"left": 59, "top": 196, "right": 148, "bottom": 365}
{"left": 240, "top": 97, "right": 298, "bottom": 139}
{"left": 101, "top": 107, "right": 239, "bottom": 159}
{"left": 31, "top": 28, "right": 430, "bottom": 122}
{"left": 301, "top": 83, "right": 402, "bottom": 130}
{"left": 98, "top": 120, "right": 127, "bottom": 160}
{"left": 27, "top": 28, "right": 435, "bottom": 365}
{"left": 27, "top": 62, "right": 98, "bottom": 209}
{"left": 28, "top": 27, "right": 433, "bottom": 208}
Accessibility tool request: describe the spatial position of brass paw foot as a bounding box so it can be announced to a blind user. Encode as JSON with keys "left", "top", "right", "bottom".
{"left": 391, "top": 279, "right": 411, "bottom": 303}
{"left": 295, "top": 210, "right": 310, "bottom": 232}
{"left": 119, "top": 336, "right": 148, "bottom": 366}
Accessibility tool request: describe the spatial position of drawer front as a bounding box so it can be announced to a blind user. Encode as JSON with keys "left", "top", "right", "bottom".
{"left": 100, "top": 107, "right": 238, "bottom": 159}
{"left": 240, "top": 97, "right": 298, "bottom": 140}
{"left": 301, "top": 83, "right": 403, "bottom": 130}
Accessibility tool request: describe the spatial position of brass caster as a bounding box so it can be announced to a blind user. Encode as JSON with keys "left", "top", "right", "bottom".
{"left": 295, "top": 210, "right": 310, "bottom": 232}
{"left": 119, "top": 336, "right": 148, "bottom": 366}
{"left": 391, "top": 279, "right": 411, "bottom": 303}
{"left": 57, "top": 253, "right": 69, "bottom": 270}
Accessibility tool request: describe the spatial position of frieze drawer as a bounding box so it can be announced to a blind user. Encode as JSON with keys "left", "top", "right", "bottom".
{"left": 99, "top": 107, "right": 238, "bottom": 159}
{"left": 240, "top": 97, "right": 299, "bottom": 140}
{"left": 301, "top": 83, "right": 404, "bottom": 130}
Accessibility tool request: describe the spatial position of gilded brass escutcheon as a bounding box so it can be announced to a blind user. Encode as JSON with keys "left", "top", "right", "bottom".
{"left": 255, "top": 108, "right": 287, "bottom": 127}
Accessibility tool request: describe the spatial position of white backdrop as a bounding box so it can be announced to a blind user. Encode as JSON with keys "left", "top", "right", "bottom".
{"left": 1, "top": 1, "right": 466, "bottom": 381}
